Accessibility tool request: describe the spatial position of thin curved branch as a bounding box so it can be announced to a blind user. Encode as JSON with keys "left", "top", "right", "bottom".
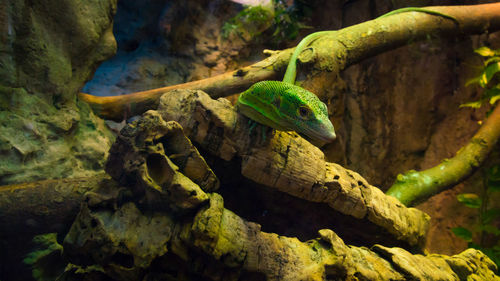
{"left": 78, "top": 56, "right": 284, "bottom": 121}
{"left": 79, "top": 3, "right": 500, "bottom": 121}
{"left": 386, "top": 104, "right": 500, "bottom": 206}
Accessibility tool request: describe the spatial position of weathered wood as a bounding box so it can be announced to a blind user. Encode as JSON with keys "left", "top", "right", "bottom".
{"left": 78, "top": 58, "right": 282, "bottom": 121}
{"left": 157, "top": 89, "right": 430, "bottom": 248}
{"left": 0, "top": 175, "right": 110, "bottom": 237}
{"left": 62, "top": 184, "right": 499, "bottom": 280}
{"left": 16, "top": 107, "right": 496, "bottom": 280}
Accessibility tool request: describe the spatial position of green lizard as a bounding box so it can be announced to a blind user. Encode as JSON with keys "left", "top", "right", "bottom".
{"left": 237, "top": 30, "right": 336, "bottom": 143}
{"left": 377, "top": 7, "right": 458, "bottom": 24}
{"left": 236, "top": 7, "right": 457, "bottom": 144}
{"left": 237, "top": 80, "right": 336, "bottom": 142}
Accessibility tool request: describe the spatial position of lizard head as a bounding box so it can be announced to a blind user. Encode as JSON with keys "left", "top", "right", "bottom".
{"left": 281, "top": 84, "right": 336, "bottom": 143}
{"left": 237, "top": 81, "right": 336, "bottom": 143}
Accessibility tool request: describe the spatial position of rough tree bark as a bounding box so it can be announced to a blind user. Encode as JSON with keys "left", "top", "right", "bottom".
{"left": 156, "top": 89, "right": 429, "bottom": 248}
{"left": 57, "top": 107, "right": 499, "bottom": 280}
{"left": 0, "top": 175, "right": 109, "bottom": 236}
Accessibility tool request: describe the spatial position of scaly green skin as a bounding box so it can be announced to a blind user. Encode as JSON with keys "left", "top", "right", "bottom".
{"left": 237, "top": 30, "right": 336, "bottom": 143}
{"left": 237, "top": 7, "right": 456, "bottom": 143}
{"left": 238, "top": 81, "right": 336, "bottom": 142}
{"left": 377, "top": 7, "right": 458, "bottom": 24}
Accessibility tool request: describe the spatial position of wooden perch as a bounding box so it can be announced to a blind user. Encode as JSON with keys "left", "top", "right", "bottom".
{"left": 78, "top": 3, "right": 500, "bottom": 121}
{"left": 60, "top": 113, "right": 499, "bottom": 280}
{"left": 64, "top": 192, "right": 499, "bottom": 281}
{"left": 78, "top": 58, "right": 283, "bottom": 121}
{"left": 386, "top": 104, "right": 500, "bottom": 206}
{"left": 156, "top": 89, "right": 429, "bottom": 248}
{"left": 0, "top": 175, "right": 110, "bottom": 237}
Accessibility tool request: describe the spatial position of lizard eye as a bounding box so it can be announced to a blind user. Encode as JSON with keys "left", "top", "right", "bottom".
{"left": 298, "top": 106, "right": 311, "bottom": 120}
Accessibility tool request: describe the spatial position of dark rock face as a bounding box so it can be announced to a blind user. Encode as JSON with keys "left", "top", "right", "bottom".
{"left": 83, "top": 0, "right": 255, "bottom": 97}
{"left": 1, "top": 0, "right": 117, "bottom": 103}
{"left": 0, "top": 0, "right": 117, "bottom": 184}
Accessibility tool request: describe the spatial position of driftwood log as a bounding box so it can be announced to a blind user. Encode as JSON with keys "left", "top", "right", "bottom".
{"left": 1, "top": 94, "right": 498, "bottom": 279}
{"left": 0, "top": 175, "right": 109, "bottom": 237}
{"left": 156, "top": 89, "right": 429, "bottom": 248}
{"left": 58, "top": 107, "right": 499, "bottom": 280}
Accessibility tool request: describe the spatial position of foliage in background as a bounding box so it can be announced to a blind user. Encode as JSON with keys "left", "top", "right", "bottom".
{"left": 452, "top": 46, "right": 500, "bottom": 267}
{"left": 461, "top": 46, "right": 500, "bottom": 109}
{"left": 452, "top": 164, "right": 500, "bottom": 267}
{"left": 24, "top": 233, "right": 66, "bottom": 281}
{"left": 271, "top": 0, "right": 312, "bottom": 44}
{"left": 222, "top": 5, "right": 274, "bottom": 40}
{"left": 222, "top": 0, "right": 312, "bottom": 46}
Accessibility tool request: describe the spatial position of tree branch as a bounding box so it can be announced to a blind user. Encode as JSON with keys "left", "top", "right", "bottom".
{"left": 386, "top": 104, "right": 500, "bottom": 206}
{"left": 0, "top": 175, "right": 110, "bottom": 237}
{"left": 78, "top": 3, "right": 500, "bottom": 121}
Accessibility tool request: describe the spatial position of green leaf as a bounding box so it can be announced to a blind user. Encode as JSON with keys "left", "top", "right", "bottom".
{"left": 485, "top": 56, "right": 500, "bottom": 66}
{"left": 479, "top": 62, "right": 500, "bottom": 87}
{"left": 296, "top": 22, "right": 313, "bottom": 29}
{"left": 457, "top": 193, "right": 482, "bottom": 208}
{"left": 483, "top": 88, "right": 500, "bottom": 106}
{"left": 459, "top": 101, "right": 483, "bottom": 109}
{"left": 483, "top": 209, "right": 500, "bottom": 224}
{"left": 485, "top": 87, "right": 500, "bottom": 98}
{"left": 480, "top": 225, "right": 500, "bottom": 236}
{"left": 465, "top": 77, "right": 481, "bottom": 87}
{"left": 488, "top": 165, "right": 500, "bottom": 181}
{"left": 475, "top": 46, "right": 496, "bottom": 57}
{"left": 451, "top": 227, "right": 473, "bottom": 242}
{"left": 491, "top": 96, "right": 500, "bottom": 105}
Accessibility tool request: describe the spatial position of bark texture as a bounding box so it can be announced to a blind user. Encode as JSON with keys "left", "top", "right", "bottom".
{"left": 157, "top": 89, "right": 429, "bottom": 248}
{"left": 54, "top": 110, "right": 498, "bottom": 280}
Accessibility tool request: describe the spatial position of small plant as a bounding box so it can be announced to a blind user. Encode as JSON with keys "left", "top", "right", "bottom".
{"left": 222, "top": 5, "right": 274, "bottom": 39}
{"left": 222, "top": 0, "right": 312, "bottom": 45}
{"left": 452, "top": 164, "right": 500, "bottom": 267}
{"left": 452, "top": 46, "right": 500, "bottom": 267}
{"left": 461, "top": 46, "right": 500, "bottom": 109}
{"left": 271, "top": 0, "right": 312, "bottom": 43}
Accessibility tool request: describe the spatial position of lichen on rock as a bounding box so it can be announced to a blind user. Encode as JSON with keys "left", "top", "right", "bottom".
{"left": 0, "top": 0, "right": 118, "bottom": 185}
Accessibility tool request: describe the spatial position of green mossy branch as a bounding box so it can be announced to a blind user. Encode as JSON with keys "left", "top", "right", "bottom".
{"left": 386, "top": 105, "right": 500, "bottom": 206}
{"left": 80, "top": 3, "right": 500, "bottom": 121}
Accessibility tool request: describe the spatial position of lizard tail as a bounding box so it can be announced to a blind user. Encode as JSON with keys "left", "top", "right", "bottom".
{"left": 282, "top": 31, "right": 333, "bottom": 84}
